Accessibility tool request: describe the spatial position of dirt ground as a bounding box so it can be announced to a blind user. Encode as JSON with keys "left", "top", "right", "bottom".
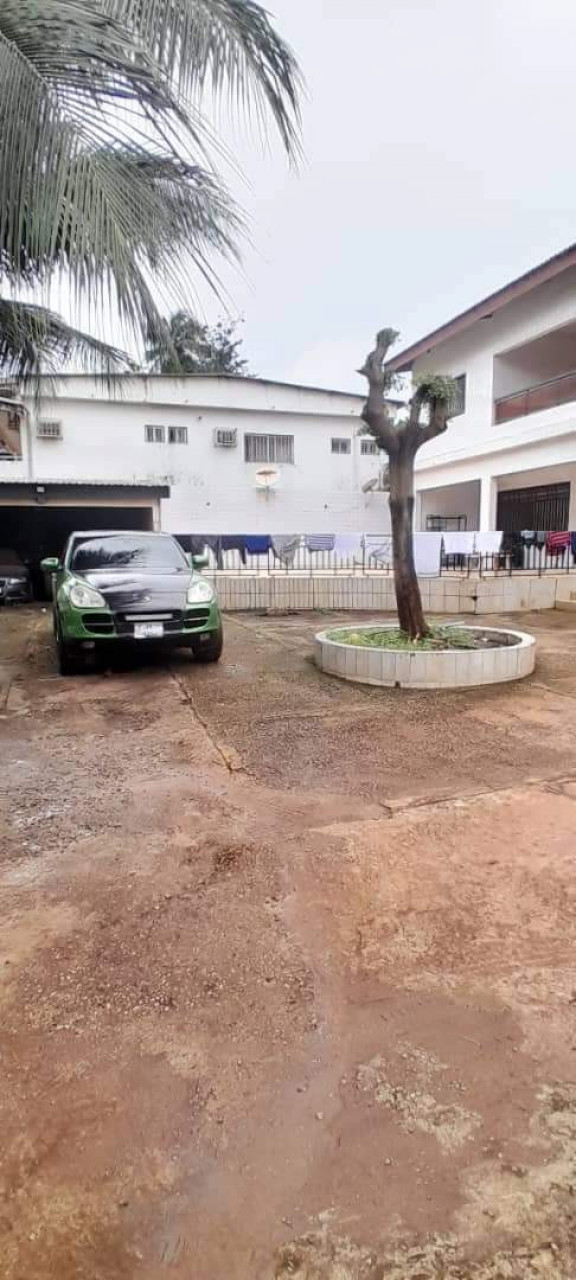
{"left": 3, "top": 605, "right": 576, "bottom": 1279}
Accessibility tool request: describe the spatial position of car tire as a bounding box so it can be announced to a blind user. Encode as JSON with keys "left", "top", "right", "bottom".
{"left": 192, "top": 626, "right": 223, "bottom": 664}
{"left": 57, "top": 628, "right": 84, "bottom": 677}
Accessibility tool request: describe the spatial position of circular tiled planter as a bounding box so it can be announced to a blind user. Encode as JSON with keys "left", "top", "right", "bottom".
{"left": 314, "top": 624, "right": 536, "bottom": 690}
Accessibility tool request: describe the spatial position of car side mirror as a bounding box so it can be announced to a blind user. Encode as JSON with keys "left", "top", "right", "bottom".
{"left": 40, "top": 557, "right": 60, "bottom": 572}
{"left": 191, "top": 553, "right": 209, "bottom": 570}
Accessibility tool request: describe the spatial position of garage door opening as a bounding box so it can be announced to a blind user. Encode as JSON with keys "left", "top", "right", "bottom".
{"left": 0, "top": 506, "right": 154, "bottom": 598}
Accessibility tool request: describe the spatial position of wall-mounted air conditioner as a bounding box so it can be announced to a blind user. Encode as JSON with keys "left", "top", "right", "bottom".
{"left": 37, "top": 419, "right": 63, "bottom": 440}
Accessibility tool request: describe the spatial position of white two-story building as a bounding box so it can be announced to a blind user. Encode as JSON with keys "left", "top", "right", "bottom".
{"left": 0, "top": 374, "right": 397, "bottom": 564}
{"left": 387, "top": 241, "right": 576, "bottom": 533}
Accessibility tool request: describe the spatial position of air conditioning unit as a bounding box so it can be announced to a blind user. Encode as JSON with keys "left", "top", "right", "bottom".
{"left": 213, "top": 427, "right": 237, "bottom": 449}
{"left": 0, "top": 380, "right": 19, "bottom": 400}
{"left": 37, "top": 419, "right": 62, "bottom": 440}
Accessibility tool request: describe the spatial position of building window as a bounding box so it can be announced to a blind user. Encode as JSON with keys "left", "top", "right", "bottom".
{"left": 145, "top": 424, "right": 165, "bottom": 443}
{"left": 168, "top": 426, "right": 188, "bottom": 444}
{"left": 331, "top": 437, "right": 351, "bottom": 455}
{"left": 451, "top": 374, "right": 466, "bottom": 417}
{"left": 37, "top": 419, "right": 62, "bottom": 440}
{"left": 244, "top": 433, "right": 294, "bottom": 464}
{"left": 361, "top": 439, "right": 379, "bottom": 455}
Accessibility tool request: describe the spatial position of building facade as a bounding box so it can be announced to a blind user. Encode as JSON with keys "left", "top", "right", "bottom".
{"left": 387, "top": 242, "right": 576, "bottom": 532}
{"left": 0, "top": 374, "right": 396, "bottom": 561}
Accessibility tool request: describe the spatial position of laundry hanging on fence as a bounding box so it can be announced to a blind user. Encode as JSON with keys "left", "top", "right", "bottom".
{"left": 546, "top": 530, "right": 571, "bottom": 554}
{"left": 475, "top": 531, "right": 503, "bottom": 556}
{"left": 203, "top": 535, "right": 222, "bottom": 566}
{"left": 271, "top": 534, "right": 301, "bottom": 566}
{"left": 175, "top": 535, "right": 207, "bottom": 556}
{"left": 245, "top": 535, "right": 272, "bottom": 556}
{"left": 364, "top": 534, "right": 393, "bottom": 567}
{"left": 413, "top": 532, "right": 443, "bottom": 576}
{"left": 305, "top": 534, "right": 336, "bottom": 553}
{"left": 204, "top": 535, "right": 247, "bottom": 568}
{"left": 442, "top": 531, "right": 475, "bottom": 556}
{"left": 333, "top": 534, "right": 364, "bottom": 561}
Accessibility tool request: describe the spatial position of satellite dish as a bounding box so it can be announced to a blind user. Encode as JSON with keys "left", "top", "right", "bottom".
{"left": 362, "top": 464, "right": 390, "bottom": 494}
{"left": 254, "top": 465, "right": 280, "bottom": 489}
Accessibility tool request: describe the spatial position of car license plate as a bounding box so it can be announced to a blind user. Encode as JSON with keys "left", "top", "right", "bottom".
{"left": 134, "top": 622, "right": 164, "bottom": 639}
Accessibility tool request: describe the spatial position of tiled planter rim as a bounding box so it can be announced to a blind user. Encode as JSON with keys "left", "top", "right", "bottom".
{"left": 314, "top": 624, "right": 536, "bottom": 690}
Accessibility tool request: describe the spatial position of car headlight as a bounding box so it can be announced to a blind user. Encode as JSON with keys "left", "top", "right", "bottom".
{"left": 68, "top": 580, "right": 107, "bottom": 609}
{"left": 6, "top": 578, "right": 25, "bottom": 586}
{"left": 187, "top": 580, "right": 215, "bottom": 605}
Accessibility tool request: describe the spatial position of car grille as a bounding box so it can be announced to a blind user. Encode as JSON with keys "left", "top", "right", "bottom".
{"left": 184, "top": 607, "right": 211, "bottom": 628}
{"left": 81, "top": 613, "right": 115, "bottom": 635}
{"left": 80, "top": 609, "right": 212, "bottom": 636}
{"left": 115, "top": 610, "right": 183, "bottom": 636}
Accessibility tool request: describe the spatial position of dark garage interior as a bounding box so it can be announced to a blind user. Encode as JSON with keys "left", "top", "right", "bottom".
{"left": 0, "top": 504, "right": 154, "bottom": 597}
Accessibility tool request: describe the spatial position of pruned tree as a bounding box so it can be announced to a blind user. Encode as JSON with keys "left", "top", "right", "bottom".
{"left": 360, "top": 329, "right": 456, "bottom": 639}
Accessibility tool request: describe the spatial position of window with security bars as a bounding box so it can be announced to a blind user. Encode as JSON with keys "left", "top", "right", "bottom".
{"left": 331, "top": 438, "right": 351, "bottom": 454}
{"left": 144, "top": 424, "right": 165, "bottom": 443}
{"left": 361, "top": 439, "right": 379, "bottom": 455}
{"left": 244, "top": 433, "right": 294, "bottom": 464}
{"left": 497, "top": 482, "right": 570, "bottom": 532}
{"left": 168, "top": 426, "right": 188, "bottom": 444}
{"left": 451, "top": 374, "right": 466, "bottom": 417}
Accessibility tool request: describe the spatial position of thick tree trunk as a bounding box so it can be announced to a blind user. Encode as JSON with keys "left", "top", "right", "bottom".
{"left": 388, "top": 444, "right": 428, "bottom": 639}
{"left": 359, "top": 330, "right": 453, "bottom": 639}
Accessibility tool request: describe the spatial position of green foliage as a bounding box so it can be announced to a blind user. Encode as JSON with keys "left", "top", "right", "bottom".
{"left": 146, "top": 314, "right": 249, "bottom": 376}
{"left": 377, "top": 326, "right": 401, "bottom": 351}
{"left": 327, "top": 626, "right": 477, "bottom": 651}
{"left": 0, "top": 0, "right": 301, "bottom": 376}
{"left": 0, "top": 300, "right": 133, "bottom": 380}
{"left": 414, "top": 372, "right": 458, "bottom": 407}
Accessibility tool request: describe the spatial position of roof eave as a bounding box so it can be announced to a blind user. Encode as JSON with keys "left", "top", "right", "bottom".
{"left": 386, "top": 241, "right": 576, "bottom": 374}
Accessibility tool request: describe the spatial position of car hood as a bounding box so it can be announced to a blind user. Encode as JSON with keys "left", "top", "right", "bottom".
{"left": 0, "top": 562, "right": 27, "bottom": 578}
{"left": 79, "top": 569, "right": 192, "bottom": 612}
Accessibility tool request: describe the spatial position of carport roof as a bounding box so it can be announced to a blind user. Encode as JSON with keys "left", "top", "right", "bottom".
{"left": 0, "top": 478, "right": 170, "bottom": 496}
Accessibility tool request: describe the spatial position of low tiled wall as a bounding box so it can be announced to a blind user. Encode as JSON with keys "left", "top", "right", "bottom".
{"left": 315, "top": 625, "right": 536, "bottom": 689}
{"left": 213, "top": 573, "right": 566, "bottom": 614}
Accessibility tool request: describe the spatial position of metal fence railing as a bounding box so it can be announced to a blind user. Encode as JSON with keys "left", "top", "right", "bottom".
{"left": 193, "top": 542, "right": 576, "bottom": 578}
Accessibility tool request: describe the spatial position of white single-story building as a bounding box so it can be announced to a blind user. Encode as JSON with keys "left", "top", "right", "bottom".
{"left": 0, "top": 374, "right": 399, "bottom": 566}
{"left": 387, "top": 240, "right": 576, "bottom": 533}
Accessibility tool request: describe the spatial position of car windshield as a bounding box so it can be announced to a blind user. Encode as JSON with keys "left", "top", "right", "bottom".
{"left": 70, "top": 535, "right": 189, "bottom": 574}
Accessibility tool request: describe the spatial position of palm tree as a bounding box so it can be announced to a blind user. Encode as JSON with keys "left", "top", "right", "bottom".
{"left": 0, "top": 1, "right": 301, "bottom": 379}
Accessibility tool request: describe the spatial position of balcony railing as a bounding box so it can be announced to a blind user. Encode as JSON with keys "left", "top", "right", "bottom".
{"left": 494, "top": 369, "right": 576, "bottom": 424}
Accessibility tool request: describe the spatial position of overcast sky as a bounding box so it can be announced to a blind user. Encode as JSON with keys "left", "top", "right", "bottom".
{"left": 198, "top": 0, "right": 576, "bottom": 392}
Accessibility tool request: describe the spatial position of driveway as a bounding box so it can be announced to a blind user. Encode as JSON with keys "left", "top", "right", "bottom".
{"left": 2, "top": 606, "right": 576, "bottom": 1278}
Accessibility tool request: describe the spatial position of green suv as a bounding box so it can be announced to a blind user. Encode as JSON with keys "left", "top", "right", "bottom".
{"left": 42, "top": 530, "right": 222, "bottom": 676}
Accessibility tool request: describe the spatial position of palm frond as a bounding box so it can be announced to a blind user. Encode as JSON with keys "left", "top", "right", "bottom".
{"left": 0, "top": 2, "right": 185, "bottom": 133}
{"left": 0, "top": 298, "right": 132, "bottom": 380}
{"left": 106, "top": 0, "right": 302, "bottom": 157}
{"left": 0, "top": 0, "right": 302, "bottom": 364}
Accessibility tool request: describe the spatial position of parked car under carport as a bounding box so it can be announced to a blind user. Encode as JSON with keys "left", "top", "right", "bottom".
{"left": 0, "top": 548, "right": 32, "bottom": 604}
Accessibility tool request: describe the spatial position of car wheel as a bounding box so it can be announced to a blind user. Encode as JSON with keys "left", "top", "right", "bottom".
{"left": 57, "top": 628, "right": 84, "bottom": 676}
{"left": 192, "top": 626, "right": 223, "bottom": 664}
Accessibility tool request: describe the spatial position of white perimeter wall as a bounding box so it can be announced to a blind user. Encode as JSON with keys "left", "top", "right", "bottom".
{"left": 11, "top": 376, "right": 393, "bottom": 535}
